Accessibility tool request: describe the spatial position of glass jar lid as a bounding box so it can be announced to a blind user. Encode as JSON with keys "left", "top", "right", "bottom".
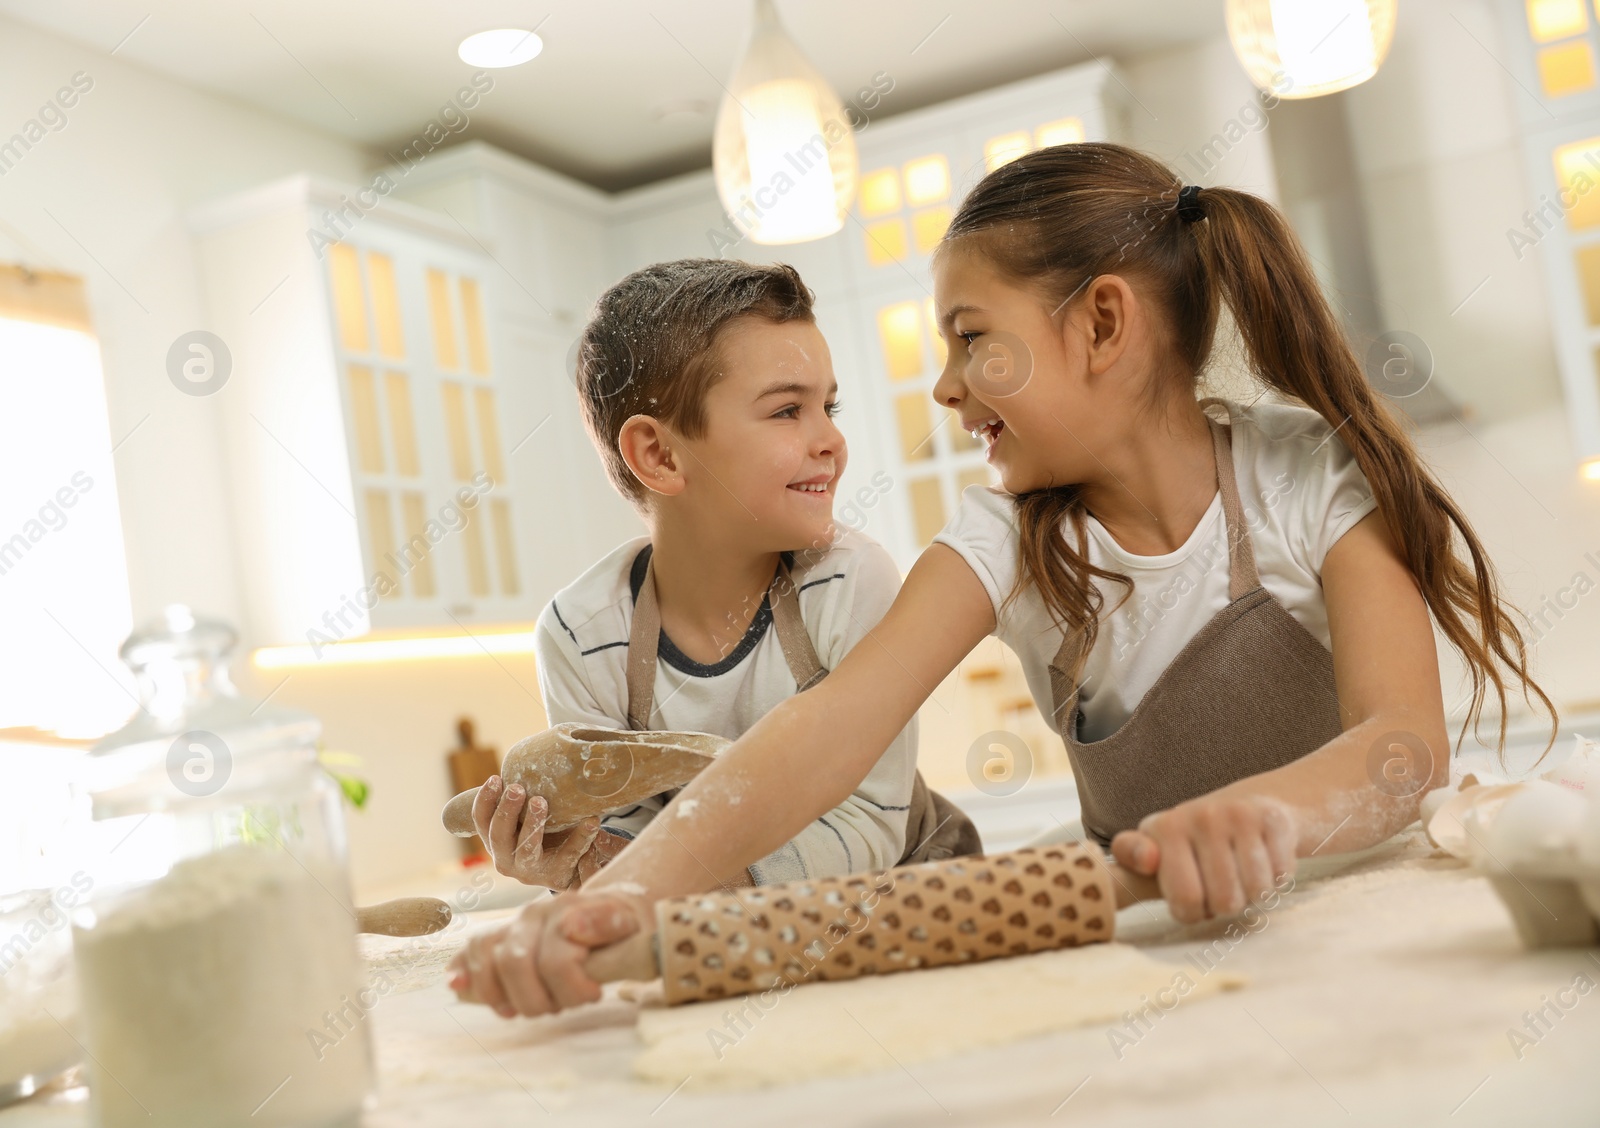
{"left": 82, "top": 606, "right": 320, "bottom": 819}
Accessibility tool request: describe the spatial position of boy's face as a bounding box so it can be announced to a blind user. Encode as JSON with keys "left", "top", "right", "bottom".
{"left": 677, "top": 316, "right": 846, "bottom": 552}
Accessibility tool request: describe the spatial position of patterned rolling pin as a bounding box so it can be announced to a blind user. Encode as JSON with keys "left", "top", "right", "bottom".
{"left": 584, "top": 844, "right": 1160, "bottom": 1005}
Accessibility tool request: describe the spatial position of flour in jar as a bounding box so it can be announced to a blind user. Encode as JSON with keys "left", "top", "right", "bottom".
{"left": 73, "top": 844, "right": 372, "bottom": 1127}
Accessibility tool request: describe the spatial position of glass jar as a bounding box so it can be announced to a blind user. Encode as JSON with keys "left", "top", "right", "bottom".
{"left": 0, "top": 886, "right": 83, "bottom": 1107}
{"left": 71, "top": 606, "right": 373, "bottom": 1128}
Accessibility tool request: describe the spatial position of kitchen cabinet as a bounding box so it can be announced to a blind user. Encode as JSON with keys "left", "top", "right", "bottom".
{"left": 828, "top": 62, "right": 1130, "bottom": 568}
{"left": 189, "top": 176, "right": 545, "bottom": 644}
{"left": 1495, "top": 3, "right": 1600, "bottom": 476}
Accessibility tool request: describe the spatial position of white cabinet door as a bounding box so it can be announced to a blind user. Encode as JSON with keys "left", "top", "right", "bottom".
{"left": 319, "top": 226, "right": 529, "bottom": 630}
{"left": 192, "top": 176, "right": 542, "bottom": 644}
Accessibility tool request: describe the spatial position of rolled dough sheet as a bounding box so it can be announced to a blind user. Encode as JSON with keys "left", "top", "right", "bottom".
{"left": 634, "top": 942, "right": 1245, "bottom": 1089}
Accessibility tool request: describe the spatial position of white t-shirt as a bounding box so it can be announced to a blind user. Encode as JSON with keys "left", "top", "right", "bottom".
{"left": 534, "top": 527, "right": 916, "bottom": 884}
{"left": 933, "top": 399, "right": 1379, "bottom": 742}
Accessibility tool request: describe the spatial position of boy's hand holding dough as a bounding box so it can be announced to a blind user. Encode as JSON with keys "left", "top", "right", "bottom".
{"left": 471, "top": 776, "right": 630, "bottom": 889}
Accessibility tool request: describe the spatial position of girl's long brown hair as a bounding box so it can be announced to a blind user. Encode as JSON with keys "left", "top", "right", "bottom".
{"left": 945, "top": 142, "right": 1555, "bottom": 755}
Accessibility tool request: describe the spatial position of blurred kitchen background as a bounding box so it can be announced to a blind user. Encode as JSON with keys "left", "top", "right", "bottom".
{"left": 2, "top": 0, "right": 1599, "bottom": 901}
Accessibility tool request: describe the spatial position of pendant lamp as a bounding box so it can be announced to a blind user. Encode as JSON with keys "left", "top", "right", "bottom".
{"left": 712, "top": 0, "right": 858, "bottom": 245}
{"left": 1227, "top": 0, "right": 1399, "bottom": 99}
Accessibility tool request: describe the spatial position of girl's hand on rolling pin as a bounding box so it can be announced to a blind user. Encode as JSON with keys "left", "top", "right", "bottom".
{"left": 446, "top": 888, "right": 650, "bottom": 1017}
{"left": 471, "top": 775, "right": 626, "bottom": 889}
{"left": 1110, "top": 793, "right": 1297, "bottom": 924}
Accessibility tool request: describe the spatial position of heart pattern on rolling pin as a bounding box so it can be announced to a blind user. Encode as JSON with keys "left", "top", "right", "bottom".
{"left": 653, "top": 844, "right": 1115, "bottom": 1005}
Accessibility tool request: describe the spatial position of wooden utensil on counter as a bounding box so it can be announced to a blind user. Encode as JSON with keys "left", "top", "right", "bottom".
{"left": 355, "top": 897, "right": 453, "bottom": 937}
{"left": 447, "top": 718, "right": 501, "bottom": 860}
{"left": 441, "top": 723, "right": 728, "bottom": 837}
{"left": 583, "top": 843, "right": 1161, "bottom": 1005}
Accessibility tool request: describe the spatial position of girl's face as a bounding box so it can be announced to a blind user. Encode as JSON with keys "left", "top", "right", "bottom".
{"left": 931, "top": 242, "right": 1148, "bottom": 496}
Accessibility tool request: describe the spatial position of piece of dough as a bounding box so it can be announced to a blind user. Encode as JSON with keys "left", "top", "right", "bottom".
{"left": 634, "top": 942, "right": 1245, "bottom": 1089}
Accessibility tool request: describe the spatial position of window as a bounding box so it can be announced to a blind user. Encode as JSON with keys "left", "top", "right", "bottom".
{"left": 0, "top": 265, "right": 133, "bottom": 737}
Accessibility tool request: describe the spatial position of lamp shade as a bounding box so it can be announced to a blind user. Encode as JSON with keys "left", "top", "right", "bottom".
{"left": 1226, "top": 0, "right": 1398, "bottom": 99}
{"left": 712, "top": 0, "right": 858, "bottom": 245}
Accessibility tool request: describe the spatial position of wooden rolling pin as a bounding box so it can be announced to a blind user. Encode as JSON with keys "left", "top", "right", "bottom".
{"left": 583, "top": 843, "right": 1161, "bottom": 1005}
{"left": 356, "top": 897, "right": 453, "bottom": 937}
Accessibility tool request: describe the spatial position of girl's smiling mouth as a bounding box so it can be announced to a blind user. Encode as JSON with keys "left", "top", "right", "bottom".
{"left": 967, "top": 416, "right": 1005, "bottom": 447}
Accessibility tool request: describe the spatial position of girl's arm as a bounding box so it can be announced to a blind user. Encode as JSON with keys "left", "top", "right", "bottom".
{"left": 1113, "top": 511, "right": 1450, "bottom": 921}
{"left": 447, "top": 545, "right": 995, "bottom": 1016}
{"left": 584, "top": 543, "right": 996, "bottom": 900}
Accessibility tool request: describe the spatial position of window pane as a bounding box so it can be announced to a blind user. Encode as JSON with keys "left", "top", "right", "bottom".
{"left": 864, "top": 218, "right": 909, "bottom": 266}
{"left": 460, "top": 278, "right": 491, "bottom": 375}
{"left": 474, "top": 386, "right": 505, "bottom": 486}
{"left": 903, "top": 155, "right": 950, "bottom": 206}
{"left": 1526, "top": 0, "right": 1586, "bottom": 42}
{"left": 427, "top": 268, "right": 460, "bottom": 371}
{"left": 461, "top": 506, "right": 491, "bottom": 597}
{"left": 912, "top": 206, "right": 952, "bottom": 255}
{"left": 1576, "top": 244, "right": 1600, "bottom": 324}
{"left": 907, "top": 476, "right": 946, "bottom": 546}
{"left": 384, "top": 372, "right": 420, "bottom": 477}
{"left": 399, "top": 491, "right": 436, "bottom": 598}
{"left": 877, "top": 301, "right": 924, "bottom": 381}
{"left": 985, "top": 132, "right": 1031, "bottom": 172}
{"left": 346, "top": 364, "right": 384, "bottom": 473}
{"left": 895, "top": 392, "right": 935, "bottom": 462}
{"left": 1035, "top": 118, "right": 1086, "bottom": 148}
{"left": 1554, "top": 138, "right": 1600, "bottom": 229}
{"left": 328, "top": 242, "right": 369, "bottom": 353}
{"left": 490, "top": 497, "right": 520, "bottom": 596}
{"left": 364, "top": 489, "right": 397, "bottom": 598}
{"left": 0, "top": 315, "right": 132, "bottom": 735}
{"left": 367, "top": 252, "right": 405, "bottom": 359}
{"left": 441, "top": 381, "right": 474, "bottom": 481}
{"left": 859, "top": 167, "right": 901, "bottom": 217}
{"left": 1538, "top": 40, "right": 1596, "bottom": 96}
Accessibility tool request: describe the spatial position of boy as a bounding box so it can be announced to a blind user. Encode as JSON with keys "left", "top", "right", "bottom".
{"left": 467, "top": 259, "right": 977, "bottom": 896}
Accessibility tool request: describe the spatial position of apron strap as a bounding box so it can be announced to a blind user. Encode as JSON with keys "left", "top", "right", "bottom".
{"left": 769, "top": 559, "right": 826, "bottom": 691}
{"left": 626, "top": 553, "right": 826, "bottom": 729}
{"left": 1201, "top": 398, "right": 1262, "bottom": 602}
{"left": 1046, "top": 399, "right": 1261, "bottom": 730}
{"left": 624, "top": 554, "right": 665, "bottom": 731}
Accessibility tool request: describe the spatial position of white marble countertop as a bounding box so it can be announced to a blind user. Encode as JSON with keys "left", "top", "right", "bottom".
{"left": 6, "top": 830, "right": 1598, "bottom": 1127}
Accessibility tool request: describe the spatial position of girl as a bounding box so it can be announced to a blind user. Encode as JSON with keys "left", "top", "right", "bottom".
{"left": 450, "top": 142, "right": 1554, "bottom": 1017}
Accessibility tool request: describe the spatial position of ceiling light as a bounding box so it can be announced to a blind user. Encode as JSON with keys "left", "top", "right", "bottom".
{"left": 713, "top": 0, "right": 858, "bottom": 245}
{"left": 1226, "top": 0, "right": 1397, "bottom": 99}
{"left": 458, "top": 29, "right": 543, "bottom": 69}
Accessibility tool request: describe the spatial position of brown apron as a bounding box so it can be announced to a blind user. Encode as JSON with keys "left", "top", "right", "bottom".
{"left": 1047, "top": 399, "right": 1346, "bottom": 847}
{"left": 626, "top": 553, "right": 982, "bottom": 866}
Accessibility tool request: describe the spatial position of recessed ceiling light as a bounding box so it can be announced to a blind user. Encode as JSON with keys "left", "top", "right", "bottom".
{"left": 458, "top": 28, "right": 543, "bottom": 69}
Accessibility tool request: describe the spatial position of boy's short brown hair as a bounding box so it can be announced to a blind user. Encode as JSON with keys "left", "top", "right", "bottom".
{"left": 574, "top": 258, "right": 815, "bottom": 505}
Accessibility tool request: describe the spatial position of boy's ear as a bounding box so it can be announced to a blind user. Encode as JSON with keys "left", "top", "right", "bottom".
{"left": 618, "top": 414, "right": 685, "bottom": 498}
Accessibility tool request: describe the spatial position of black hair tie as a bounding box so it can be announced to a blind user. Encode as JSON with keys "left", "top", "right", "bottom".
{"left": 1176, "top": 184, "right": 1207, "bottom": 224}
